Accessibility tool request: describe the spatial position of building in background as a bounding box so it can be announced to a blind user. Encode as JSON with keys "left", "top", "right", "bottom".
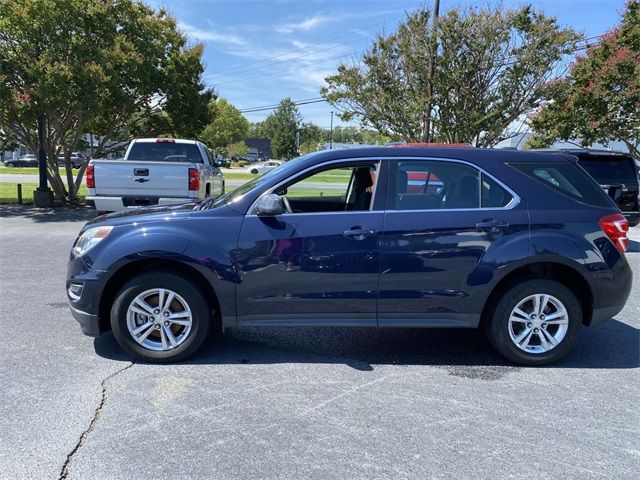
{"left": 245, "top": 138, "right": 271, "bottom": 161}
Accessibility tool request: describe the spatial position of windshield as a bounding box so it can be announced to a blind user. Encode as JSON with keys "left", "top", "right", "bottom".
{"left": 198, "top": 156, "right": 306, "bottom": 210}
{"left": 579, "top": 157, "right": 637, "bottom": 183}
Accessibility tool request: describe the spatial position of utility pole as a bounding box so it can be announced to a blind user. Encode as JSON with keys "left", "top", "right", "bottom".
{"left": 296, "top": 130, "right": 300, "bottom": 154}
{"left": 421, "top": 0, "right": 440, "bottom": 143}
{"left": 33, "top": 116, "right": 53, "bottom": 207}
{"left": 329, "top": 111, "right": 334, "bottom": 149}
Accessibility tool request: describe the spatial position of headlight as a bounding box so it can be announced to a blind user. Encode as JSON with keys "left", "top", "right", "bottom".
{"left": 73, "top": 226, "right": 113, "bottom": 256}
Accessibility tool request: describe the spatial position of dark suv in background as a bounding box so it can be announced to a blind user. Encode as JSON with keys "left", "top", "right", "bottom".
{"left": 538, "top": 149, "right": 639, "bottom": 226}
{"left": 66, "top": 147, "right": 633, "bottom": 366}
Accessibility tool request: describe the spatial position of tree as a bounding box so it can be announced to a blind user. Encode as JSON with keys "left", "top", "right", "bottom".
{"left": 322, "top": 5, "right": 579, "bottom": 146}
{"left": 528, "top": 1, "right": 640, "bottom": 156}
{"left": 200, "top": 98, "right": 249, "bottom": 155}
{"left": 0, "top": 0, "right": 212, "bottom": 204}
{"left": 260, "top": 98, "right": 302, "bottom": 160}
{"left": 227, "top": 141, "right": 249, "bottom": 159}
{"left": 298, "top": 122, "right": 324, "bottom": 153}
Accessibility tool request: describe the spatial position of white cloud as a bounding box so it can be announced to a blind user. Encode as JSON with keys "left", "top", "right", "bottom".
{"left": 178, "top": 22, "right": 247, "bottom": 46}
{"left": 276, "top": 13, "right": 331, "bottom": 33}
{"left": 275, "top": 9, "right": 402, "bottom": 34}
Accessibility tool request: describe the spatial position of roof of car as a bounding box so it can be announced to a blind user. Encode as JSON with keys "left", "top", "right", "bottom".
{"left": 302, "top": 146, "right": 577, "bottom": 164}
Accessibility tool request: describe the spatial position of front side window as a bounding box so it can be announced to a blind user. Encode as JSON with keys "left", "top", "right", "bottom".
{"left": 274, "top": 163, "right": 379, "bottom": 213}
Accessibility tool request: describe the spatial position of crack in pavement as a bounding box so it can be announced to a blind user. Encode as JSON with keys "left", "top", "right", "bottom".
{"left": 58, "top": 362, "right": 135, "bottom": 480}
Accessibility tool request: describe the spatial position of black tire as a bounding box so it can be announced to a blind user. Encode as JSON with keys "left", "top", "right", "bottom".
{"left": 484, "top": 278, "right": 582, "bottom": 365}
{"left": 6, "top": 162, "right": 14, "bottom": 167}
{"left": 251, "top": 169, "right": 258, "bottom": 174}
{"left": 110, "top": 271, "right": 212, "bottom": 362}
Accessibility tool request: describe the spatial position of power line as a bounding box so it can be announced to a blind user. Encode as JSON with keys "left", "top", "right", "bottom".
{"left": 203, "top": 15, "right": 404, "bottom": 80}
{"left": 205, "top": 38, "right": 370, "bottom": 81}
{"left": 239, "top": 97, "right": 326, "bottom": 113}
{"left": 212, "top": 50, "right": 364, "bottom": 87}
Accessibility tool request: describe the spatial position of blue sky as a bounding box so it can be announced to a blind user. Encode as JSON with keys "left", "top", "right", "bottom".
{"left": 146, "top": 0, "right": 628, "bottom": 129}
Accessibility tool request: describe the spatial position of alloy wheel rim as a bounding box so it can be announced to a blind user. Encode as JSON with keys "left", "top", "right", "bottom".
{"left": 126, "top": 288, "right": 192, "bottom": 351}
{"left": 508, "top": 293, "right": 569, "bottom": 354}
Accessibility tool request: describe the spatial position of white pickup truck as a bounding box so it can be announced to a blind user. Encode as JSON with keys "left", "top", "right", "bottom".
{"left": 85, "top": 138, "right": 225, "bottom": 212}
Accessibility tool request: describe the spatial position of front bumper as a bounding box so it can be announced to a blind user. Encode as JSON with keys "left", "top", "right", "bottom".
{"left": 69, "top": 304, "right": 101, "bottom": 336}
{"left": 67, "top": 253, "right": 108, "bottom": 336}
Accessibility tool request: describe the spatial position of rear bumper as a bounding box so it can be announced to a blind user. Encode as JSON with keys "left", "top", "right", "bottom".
{"left": 86, "top": 195, "right": 197, "bottom": 212}
{"left": 588, "top": 255, "right": 633, "bottom": 326}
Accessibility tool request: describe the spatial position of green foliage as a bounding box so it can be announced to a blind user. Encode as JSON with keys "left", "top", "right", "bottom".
{"left": 200, "top": 98, "right": 249, "bottom": 155}
{"left": 259, "top": 98, "right": 302, "bottom": 160}
{"left": 227, "top": 141, "right": 249, "bottom": 158}
{"left": 529, "top": 1, "right": 640, "bottom": 156}
{"left": 322, "top": 4, "right": 579, "bottom": 146}
{"left": 0, "top": 0, "right": 212, "bottom": 203}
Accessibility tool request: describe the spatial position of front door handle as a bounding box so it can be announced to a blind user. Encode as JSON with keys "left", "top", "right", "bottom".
{"left": 343, "top": 227, "right": 377, "bottom": 240}
{"left": 475, "top": 219, "right": 509, "bottom": 230}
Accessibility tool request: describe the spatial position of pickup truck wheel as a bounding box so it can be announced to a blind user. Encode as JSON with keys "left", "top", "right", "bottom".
{"left": 110, "top": 271, "right": 211, "bottom": 363}
{"left": 250, "top": 168, "right": 258, "bottom": 174}
{"left": 484, "top": 279, "right": 581, "bottom": 366}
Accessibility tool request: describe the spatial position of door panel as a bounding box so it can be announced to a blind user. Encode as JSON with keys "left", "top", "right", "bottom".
{"left": 235, "top": 212, "right": 383, "bottom": 326}
{"left": 378, "top": 159, "right": 529, "bottom": 327}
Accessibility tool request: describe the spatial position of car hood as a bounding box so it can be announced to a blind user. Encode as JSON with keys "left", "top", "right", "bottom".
{"left": 85, "top": 202, "right": 197, "bottom": 228}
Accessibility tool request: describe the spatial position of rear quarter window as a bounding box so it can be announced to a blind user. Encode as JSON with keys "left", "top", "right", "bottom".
{"left": 510, "top": 162, "right": 614, "bottom": 208}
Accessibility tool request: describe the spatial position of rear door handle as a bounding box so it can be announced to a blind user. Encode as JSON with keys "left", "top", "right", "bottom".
{"left": 134, "top": 168, "right": 149, "bottom": 176}
{"left": 475, "top": 219, "right": 509, "bottom": 230}
{"left": 343, "top": 227, "right": 377, "bottom": 240}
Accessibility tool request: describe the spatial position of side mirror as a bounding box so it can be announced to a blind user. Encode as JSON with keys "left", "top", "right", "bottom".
{"left": 254, "top": 194, "right": 286, "bottom": 216}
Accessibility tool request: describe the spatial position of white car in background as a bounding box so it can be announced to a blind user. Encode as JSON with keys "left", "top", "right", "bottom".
{"left": 246, "top": 160, "right": 282, "bottom": 175}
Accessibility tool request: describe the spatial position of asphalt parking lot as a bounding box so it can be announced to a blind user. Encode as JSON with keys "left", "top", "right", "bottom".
{"left": 0, "top": 206, "right": 638, "bottom": 480}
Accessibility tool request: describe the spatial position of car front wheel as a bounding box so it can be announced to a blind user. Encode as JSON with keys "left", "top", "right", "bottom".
{"left": 5, "top": 162, "right": 14, "bottom": 167}
{"left": 484, "top": 279, "right": 581, "bottom": 365}
{"left": 110, "top": 271, "right": 211, "bottom": 362}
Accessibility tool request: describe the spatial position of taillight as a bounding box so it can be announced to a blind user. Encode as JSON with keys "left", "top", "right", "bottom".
{"left": 188, "top": 168, "right": 200, "bottom": 191}
{"left": 599, "top": 213, "right": 629, "bottom": 253}
{"left": 86, "top": 164, "right": 95, "bottom": 188}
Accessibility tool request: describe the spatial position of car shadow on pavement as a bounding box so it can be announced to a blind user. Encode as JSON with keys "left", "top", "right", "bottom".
{"left": 628, "top": 239, "right": 640, "bottom": 252}
{"left": 94, "top": 318, "right": 639, "bottom": 371}
{"left": 0, "top": 205, "right": 96, "bottom": 222}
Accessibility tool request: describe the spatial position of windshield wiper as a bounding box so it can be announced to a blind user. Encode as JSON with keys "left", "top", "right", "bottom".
{"left": 195, "top": 197, "right": 215, "bottom": 210}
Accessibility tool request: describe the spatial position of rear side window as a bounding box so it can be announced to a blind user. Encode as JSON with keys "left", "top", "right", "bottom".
{"left": 127, "top": 142, "right": 203, "bottom": 163}
{"left": 393, "top": 160, "right": 513, "bottom": 210}
{"left": 511, "top": 162, "right": 614, "bottom": 208}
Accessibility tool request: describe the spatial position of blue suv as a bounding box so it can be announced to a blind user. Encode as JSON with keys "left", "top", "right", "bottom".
{"left": 67, "top": 147, "right": 633, "bottom": 365}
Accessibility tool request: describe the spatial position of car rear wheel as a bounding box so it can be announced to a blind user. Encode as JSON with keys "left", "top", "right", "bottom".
{"left": 110, "top": 271, "right": 211, "bottom": 362}
{"left": 5, "top": 162, "right": 14, "bottom": 167}
{"left": 484, "top": 279, "right": 581, "bottom": 365}
{"left": 251, "top": 169, "right": 258, "bottom": 174}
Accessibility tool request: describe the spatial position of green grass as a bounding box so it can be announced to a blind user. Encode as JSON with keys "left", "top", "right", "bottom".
{"left": 0, "top": 166, "right": 71, "bottom": 175}
{"left": 0, "top": 183, "right": 87, "bottom": 204}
